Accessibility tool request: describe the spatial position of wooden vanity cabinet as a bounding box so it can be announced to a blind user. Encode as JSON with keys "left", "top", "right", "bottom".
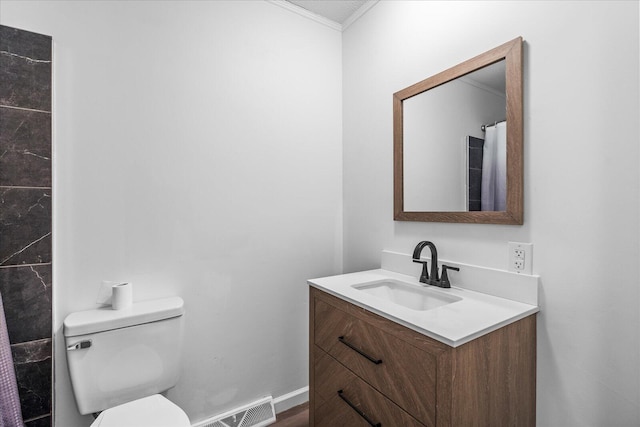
{"left": 309, "top": 286, "right": 536, "bottom": 427}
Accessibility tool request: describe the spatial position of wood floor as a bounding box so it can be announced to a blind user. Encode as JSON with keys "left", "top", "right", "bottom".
{"left": 272, "top": 402, "right": 309, "bottom": 427}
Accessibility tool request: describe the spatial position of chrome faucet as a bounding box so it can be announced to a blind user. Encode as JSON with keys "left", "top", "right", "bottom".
{"left": 412, "top": 241, "right": 459, "bottom": 288}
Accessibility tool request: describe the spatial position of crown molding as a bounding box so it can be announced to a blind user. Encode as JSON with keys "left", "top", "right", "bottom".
{"left": 343, "top": 0, "right": 379, "bottom": 30}
{"left": 266, "top": 0, "right": 379, "bottom": 32}
{"left": 266, "top": 0, "right": 343, "bottom": 31}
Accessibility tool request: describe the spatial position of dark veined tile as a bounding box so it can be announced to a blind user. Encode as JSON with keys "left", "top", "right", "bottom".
{"left": 24, "top": 415, "right": 51, "bottom": 427}
{"left": 0, "top": 188, "right": 51, "bottom": 266}
{"left": 11, "top": 339, "right": 51, "bottom": 367}
{"left": 0, "top": 265, "right": 52, "bottom": 343}
{"left": 0, "top": 26, "right": 51, "bottom": 62}
{"left": 0, "top": 107, "right": 51, "bottom": 187}
{"left": 12, "top": 342, "right": 52, "bottom": 421}
{"left": 0, "top": 26, "right": 51, "bottom": 111}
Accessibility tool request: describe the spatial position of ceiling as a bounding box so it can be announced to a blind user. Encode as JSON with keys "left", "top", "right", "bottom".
{"left": 285, "top": 0, "right": 371, "bottom": 26}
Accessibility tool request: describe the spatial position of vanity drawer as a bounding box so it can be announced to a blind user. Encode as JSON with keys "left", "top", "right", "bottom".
{"left": 314, "top": 298, "right": 437, "bottom": 426}
{"left": 314, "top": 347, "right": 426, "bottom": 427}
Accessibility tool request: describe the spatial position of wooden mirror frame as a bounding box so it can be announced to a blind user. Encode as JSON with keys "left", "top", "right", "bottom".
{"left": 393, "top": 37, "right": 523, "bottom": 224}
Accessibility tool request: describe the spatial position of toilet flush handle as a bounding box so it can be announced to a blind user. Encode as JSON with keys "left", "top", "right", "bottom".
{"left": 67, "top": 340, "right": 92, "bottom": 351}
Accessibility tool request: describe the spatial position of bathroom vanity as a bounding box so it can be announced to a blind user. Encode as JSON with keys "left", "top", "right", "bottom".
{"left": 308, "top": 253, "right": 538, "bottom": 427}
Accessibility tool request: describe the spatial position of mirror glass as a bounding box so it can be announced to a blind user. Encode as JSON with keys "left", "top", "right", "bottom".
{"left": 394, "top": 38, "right": 523, "bottom": 224}
{"left": 403, "top": 61, "right": 506, "bottom": 212}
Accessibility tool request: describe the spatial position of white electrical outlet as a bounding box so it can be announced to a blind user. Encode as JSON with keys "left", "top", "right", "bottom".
{"left": 508, "top": 242, "right": 533, "bottom": 274}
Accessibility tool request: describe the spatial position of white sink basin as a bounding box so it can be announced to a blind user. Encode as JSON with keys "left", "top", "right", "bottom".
{"left": 352, "top": 279, "right": 462, "bottom": 311}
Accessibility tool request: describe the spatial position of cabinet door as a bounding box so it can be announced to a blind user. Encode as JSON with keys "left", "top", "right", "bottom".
{"left": 314, "top": 298, "right": 437, "bottom": 426}
{"left": 314, "top": 347, "right": 426, "bottom": 427}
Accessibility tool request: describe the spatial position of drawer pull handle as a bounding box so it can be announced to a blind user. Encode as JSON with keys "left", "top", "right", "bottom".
{"left": 338, "top": 336, "right": 383, "bottom": 365}
{"left": 338, "top": 390, "right": 382, "bottom": 427}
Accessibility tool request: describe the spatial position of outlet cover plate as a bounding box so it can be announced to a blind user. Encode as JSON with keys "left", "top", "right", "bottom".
{"left": 508, "top": 242, "right": 533, "bottom": 275}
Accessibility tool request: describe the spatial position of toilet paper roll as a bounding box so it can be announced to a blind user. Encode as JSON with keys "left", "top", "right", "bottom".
{"left": 111, "top": 282, "right": 133, "bottom": 310}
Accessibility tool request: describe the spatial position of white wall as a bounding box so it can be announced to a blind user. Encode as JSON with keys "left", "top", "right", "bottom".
{"left": 343, "top": 1, "right": 639, "bottom": 425}
{"left": 1, "top": 1, "right": 342, "bottom": 426}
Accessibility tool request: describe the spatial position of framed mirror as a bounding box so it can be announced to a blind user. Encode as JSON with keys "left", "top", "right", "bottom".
{"left": 393, "top": 37, "right": 523, "bottom": 224}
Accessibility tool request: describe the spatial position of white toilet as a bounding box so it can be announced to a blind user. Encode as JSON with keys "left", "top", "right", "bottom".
{"left": 63, "top": 297, "right": 190, "bottom": 427}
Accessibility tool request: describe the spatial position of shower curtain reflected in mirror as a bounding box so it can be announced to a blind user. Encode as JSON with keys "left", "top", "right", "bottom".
{"left": 0, "top": 292, "right": 24, "bottom": 427}
{"left": 481, "top": 121, "right": 507, "bottom": 211}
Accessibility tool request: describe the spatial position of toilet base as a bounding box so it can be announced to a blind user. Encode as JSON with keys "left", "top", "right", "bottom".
{"left": 90, "top": 394, "right": 190, "bottom": 427}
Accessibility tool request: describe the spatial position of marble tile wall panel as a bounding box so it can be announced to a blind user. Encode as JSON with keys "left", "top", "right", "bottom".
{"left": 1, "top": 25, "right": 52, "bottom": 426}
{"left": 0, "top": 265, "right": 52, "bottom": 343}
{"left": 468, "top": 136, "right": 484, "bottom": 211}
{"left": 0, "top": 26, "right": 51, "bottom": 64}
{"left": 0, "top": 26, "right": 52, "bottom": 112}
{"left": 0, "top": 188, "right": 52, "bottom": 266}
{"left": 0, "top": 107, "right": 52, "bottom": 187}
{"left": 12, "top": 339, "right": 52, "bottom": 422}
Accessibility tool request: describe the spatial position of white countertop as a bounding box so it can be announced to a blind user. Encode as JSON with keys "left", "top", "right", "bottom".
{"left": 308, "top": 268, "right": 539, "bottom": 348}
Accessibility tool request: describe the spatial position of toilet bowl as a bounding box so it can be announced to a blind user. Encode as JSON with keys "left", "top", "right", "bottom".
{"left": 90, "top": 394, "right": 190, "bottom": 427}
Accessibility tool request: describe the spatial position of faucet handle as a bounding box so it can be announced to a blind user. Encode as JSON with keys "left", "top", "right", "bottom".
{"left": 413, "top": 259, "right": 429, "bottom": 283}
{"left": 440, "top": 265, "right": 460, "bottom": 288}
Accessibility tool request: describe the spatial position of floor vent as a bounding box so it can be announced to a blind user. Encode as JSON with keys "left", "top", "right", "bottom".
{"left": 192, "top": 396, "right": 276, "bottom": 427}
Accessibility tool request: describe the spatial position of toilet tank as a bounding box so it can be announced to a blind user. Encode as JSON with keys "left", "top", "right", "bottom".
{"left": 63, "top": 297, "right": 185, "bottom": 415}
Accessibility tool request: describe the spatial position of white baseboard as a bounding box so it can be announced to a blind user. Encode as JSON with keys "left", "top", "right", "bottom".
{"left": 273, "top": 386, "right": 309, "bottom": 414}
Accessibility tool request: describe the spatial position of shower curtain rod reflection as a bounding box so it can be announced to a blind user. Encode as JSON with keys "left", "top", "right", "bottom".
{"left": 481, "top": 120, "right": 506, "bottom": 132}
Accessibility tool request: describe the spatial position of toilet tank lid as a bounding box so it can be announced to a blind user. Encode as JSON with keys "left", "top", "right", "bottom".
{"left": 64, "top": 297, "right": 184, "bottom": 337}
